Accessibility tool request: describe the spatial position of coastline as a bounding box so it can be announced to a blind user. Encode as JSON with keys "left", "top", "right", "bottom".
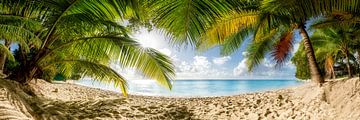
{"left": 53, "top": 80, "right": 302, "bottom": 99}
{"left": 73, "top": 79, "right": 304, "bottom": 98}
{"left": 1, "top": 78, "right": 359, "bottom": 119}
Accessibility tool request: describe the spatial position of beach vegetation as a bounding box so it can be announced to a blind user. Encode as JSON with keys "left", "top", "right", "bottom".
{"left": 293, "top": 13, "right": 360, "bottom": 80}
{"left": 150, "top": 0, "right": 360, "bottom": 84}
{"left": 0, "top": 0, "right": 175, "bottom": 96}
{"left": 0, "top": 0, "right": 360, "bottom": 96}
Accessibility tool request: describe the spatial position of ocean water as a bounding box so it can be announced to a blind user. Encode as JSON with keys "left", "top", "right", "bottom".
{"left": 75, "top": 79, "right": 303, "bottom": 97}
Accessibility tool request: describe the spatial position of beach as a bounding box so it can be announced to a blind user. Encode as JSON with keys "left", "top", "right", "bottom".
{"left": 0, "top": 78, "right": 360, "bottom": 120}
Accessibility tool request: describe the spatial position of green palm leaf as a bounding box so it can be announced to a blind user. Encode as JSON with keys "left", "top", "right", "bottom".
{"left": 151, "top": 0, "right": 234, "bottom": 46}
{"left": 39, "top": 34, "right": 175, "bottom": 92}
{"left": 0, "top": 0, "right": 175, "bottom": 96}
{"left": 0, "top": 24, "right": 42, "bottom": 52}
{"left": 246, "top": 29, "right": 278, "bottom": 71}
{"left": 0, "top": 44, "right": 14, "bottom": 62}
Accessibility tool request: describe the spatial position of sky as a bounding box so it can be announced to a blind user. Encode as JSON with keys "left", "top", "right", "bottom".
{"left": 3, "top": 28, "right": 300, "bottom": 80}
{"left": 114, "top": 28, "right": 301, "bottom": 80}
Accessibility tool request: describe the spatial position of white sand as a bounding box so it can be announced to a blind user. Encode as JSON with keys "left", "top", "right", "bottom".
{"left": 1, "top": 78, "right": 360, "bottom": 120}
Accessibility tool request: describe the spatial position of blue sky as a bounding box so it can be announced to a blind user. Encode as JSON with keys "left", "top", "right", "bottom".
{"left": 113, "top": 28, "right": 302, "bottom": 80}
{"left": 3, "top": 28, "right": 300, "bottom": 80}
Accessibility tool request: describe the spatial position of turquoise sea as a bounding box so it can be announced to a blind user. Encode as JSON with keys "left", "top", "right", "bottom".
{"left": 76, "top": 79, "right": 303, "bottom": 97}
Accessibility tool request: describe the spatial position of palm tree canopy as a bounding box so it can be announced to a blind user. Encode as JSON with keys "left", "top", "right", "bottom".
{"left": 0, "top": 0, "right": 175, "bottom": 96}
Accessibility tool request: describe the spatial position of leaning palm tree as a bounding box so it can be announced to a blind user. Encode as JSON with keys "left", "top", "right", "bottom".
{"left": 0, "top": 41, "right": 14, "bottom": 75}
{"left": 0, "top": 0, "right": 44, "bottom": 75}
{"left": 0, "top": 0, "right": 175, "bottom": 96}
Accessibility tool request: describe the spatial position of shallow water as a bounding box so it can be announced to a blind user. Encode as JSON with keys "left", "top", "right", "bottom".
{"left": 76, "top": 79, "right": 303, "bottom": 97}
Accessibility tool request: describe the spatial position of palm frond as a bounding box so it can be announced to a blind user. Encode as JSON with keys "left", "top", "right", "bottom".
{"left": 261, "top": 0, "right": 360, "bottom": 22}
{"left": 0, "top": 44, "right": 14, "bottom": 62}
{"left": 310, "top": 28, "right": 341, "bottom": 47}
{"left": 151, "top": 0, "right": 234, "bottom": 46}
{"left": 0, "top": 14, "right": 43, "bottom": 32}
{"left": 0, "top": 24, "right": 42, "bottom": 52}
{"left": 220, "top": 27, "right": 253, "bottom": 56}
{"left": 271, "top": 31, "right": 294, "bottom": 66}
{"left": 201, "top": 10, "right": 259, "bottom": 49}
{"left": 40, "top": 35, "right": 175, "bottom": 90}
{"left": 246, "top": 29, "right": 278, "bottom": 71}
{"left": 41, "top": 0, "right": 140, "bottom": 48}
{"left": 311, "top": 12, "right": 360, "bottom": 29}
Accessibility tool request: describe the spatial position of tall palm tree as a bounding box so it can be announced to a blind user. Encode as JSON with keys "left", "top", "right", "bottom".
{"left": 150, "top": 0, "right": 325, "bottom": 84}
{"left": 291, "top": 41, "right": 335, "bottom": 80}
{"left": 216, "top": 0, "right": 359, "bottom": 83}
{"left": 0, "top": 0, "right": 175, "bottom": 96}
{"left": 151, "top": 0, "right": 360, "bottom": 84}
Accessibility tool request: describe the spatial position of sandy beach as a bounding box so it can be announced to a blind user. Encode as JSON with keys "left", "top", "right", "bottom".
{"left": 0, "top": 78, "right": 360, "bottom": 120}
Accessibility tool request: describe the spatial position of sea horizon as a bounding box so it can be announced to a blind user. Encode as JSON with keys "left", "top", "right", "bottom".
{"left": 75, "top": 79, "right": 304, "bottom": 97}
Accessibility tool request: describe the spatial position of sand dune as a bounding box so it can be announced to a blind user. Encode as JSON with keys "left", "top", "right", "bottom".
{"left": 0, "top": 78, "right": 359, "bottom": 119}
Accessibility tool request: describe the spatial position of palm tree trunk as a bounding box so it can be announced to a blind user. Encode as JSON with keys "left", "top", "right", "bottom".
{"left": 7, "top": 45, "right": 39, "bottom": 84}
{"left": 12, "top": 64, "right": 38, "bottom": 84}
{"left": 331, "top": 67, "right": 336, "bottom": 79}
{"left": 16, "top": 46, "right": 50, "bottom": 84}
{"left": 0, "top": 40, "right": 10, "bottom": 74}
{"left": 358, "top": 49, "right": 360, "bottom": 79}
{"left": 344, "top": 50, "right": 352, "bottom": 78}
{"left": 299, "top": 24, "right": 324, "bottom": 84}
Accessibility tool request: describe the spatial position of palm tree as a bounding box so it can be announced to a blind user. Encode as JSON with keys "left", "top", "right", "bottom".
{"left": 291, "top": 41, "right": 335, "bottom": 79}
{"left": 311, "top": 28, "right": 357, "bottom": 78}
{"left": 150, "top": 0, "right": 326, "bottom": 84}
{"left": 0, "top": 0, "right": 175, "bottom": 96}
{"left": 151, "top": 0, "right": 360, "bottom": 84}
{"left": 0, "top": 0, "right": 44, "bottom": 75}
{"left": 311, "top": 11, "right": 360, "bottom": 78}
{"left": 0, "top": 40, "right": 13, "bottom": 75}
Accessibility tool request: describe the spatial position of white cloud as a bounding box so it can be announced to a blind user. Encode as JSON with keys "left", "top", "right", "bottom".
{"left": 112, "top": 27, "right": 297, "bottom": 80}
{"left": 233, "top": 58, "right": 248, "bottom": 76}
{"left": 232, "top": 58, "right": 296, "bottom": 78}
{"left": 174, "top": 56, "right": 232, "bottom": 79}
{"left": 212, "top": 56, "right": 231, "bottom": 65}
{"left": 178, "top": 61, "right": 191, "bottom": 72}
{"left": 263, "top": 58, "right": 275, "bottom": 68}
{"left": 192, "top": 56, "right": 211, "bottom": 72}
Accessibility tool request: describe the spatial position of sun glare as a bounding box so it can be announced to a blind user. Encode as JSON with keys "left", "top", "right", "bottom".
{"left": 138, "top": 38, "right": 157, "bottom": 48}
{"left": 135, "top": 30, "right": 162, "bottom": 49}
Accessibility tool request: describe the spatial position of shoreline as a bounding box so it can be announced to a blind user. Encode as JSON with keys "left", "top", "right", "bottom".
{"left": 72, "top": 79, "right": 304, "bottom": 98}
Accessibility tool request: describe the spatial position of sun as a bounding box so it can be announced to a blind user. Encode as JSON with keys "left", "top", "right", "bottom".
{"left": 133, "top": 29, "right": 160, "bottom": 49}
{"left": 138, "top": 38, "right": 157, "bottom": 48}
